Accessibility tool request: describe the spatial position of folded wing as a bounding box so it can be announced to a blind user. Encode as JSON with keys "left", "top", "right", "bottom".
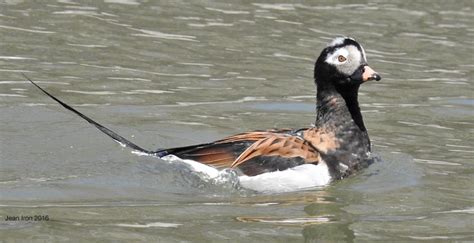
{"left": 159, "top": 128, "right": 322, "bottom": 176}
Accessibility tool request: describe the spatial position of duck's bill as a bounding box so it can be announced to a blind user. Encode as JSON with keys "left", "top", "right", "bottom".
{"left": 362, "top": 65, "right": 381, "bottom": 81}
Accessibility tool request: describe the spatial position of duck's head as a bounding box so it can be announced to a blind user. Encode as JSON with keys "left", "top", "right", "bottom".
{"left": 314, "top": 37, "right": 381, "bottom": 88}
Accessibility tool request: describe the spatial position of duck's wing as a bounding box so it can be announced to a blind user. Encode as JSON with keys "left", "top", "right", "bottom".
{"left": 159, "top": 128, "right": 322, "bottom": 176}
{"left": 157, "top": 129, "right": 291, "bottom": 168}
{"left": 230, "top": 134, "right": 320, "bottom": 175}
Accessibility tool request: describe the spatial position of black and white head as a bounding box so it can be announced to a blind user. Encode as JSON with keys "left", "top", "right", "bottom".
{"left": 314, "top": 37, "right": 381, "bottom": 87}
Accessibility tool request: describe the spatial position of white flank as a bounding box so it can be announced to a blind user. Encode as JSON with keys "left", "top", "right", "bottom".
{"left": 162, "top": 155, "right": 331, "bottom": 193}
{"left": 161, "top": 155, "right": 221, "bottom": 178}
{"left": 238, "top": 163, "right": 332, "bottom": 193}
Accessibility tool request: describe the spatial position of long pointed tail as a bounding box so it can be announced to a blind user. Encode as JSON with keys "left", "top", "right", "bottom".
{"left": 24, "top": 74, "right": 158, "bottom": 156}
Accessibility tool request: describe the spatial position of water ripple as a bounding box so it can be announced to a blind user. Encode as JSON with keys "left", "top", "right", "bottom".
{"left": 407, "top": 235, "right": 466, "bottom": 240}
{"left": 0, "top": 93, "right": 26, "bottom": 97}
{"left": 272, "top": 53, "right": 313, "bottom": 61}
{"left": 308, "top": 28, "right": 340, "bottom": 36}
{"left": 178, "top": 62, "right": 214, "bottom": 67}
{"left": 66, "top": 43, "right": 108, "bottom": 48}
{"left": 405, "top": 78, "right": 465, "bottom": 82}
{"left": 384, "top": 7, "right": 426, "bottom": 16}
{"left": 64, "top": 5, "right": 97, "bottom": 10}
{"left": 435, "top": 207, "right": 474, "bottom": 214}
{"left": 0, "top": 56, "right": 37, "bottom": 60}
{"left": 123, "top": 89, "right": 174, "bottom": 94}
{"left": 397, "top": 121, "right": 453, "bottom": 130}
{"left": 173, "top": 97, "right": 267, "bottom": 107}
{"left": 400, "top": 32, "right": 447, "bottom": 40}
{"left": 205, "top": 7, "right": 250, "bottom": 15}
{"left": 253, "top": 3, "right": 295, "bottom": 11}
{"left": 236, "top": 216, "right": 331, "bottom": 225}
{"left": 0, "top": 25, "right": 55, "bottom": 34}
{"left": 368, "top": 49, "right": 406, "bottom": 56}
{"left": 275, "top": 19, "right": 302, "bottom": 25}
{"left": 79, "top": 64, "right": 209, "bottom": 78}
{"left": 413, "top": 159, "right": 461, "bottom": 166}
{"left": 236, "top": 76, "right": 266, "bottom": 80}
{"left": 107, "top": 77, "right": 151, "bottom": 82}
{"left": 62, "top": 90, "right": 117, "bottom": 95}
{"left": 0, "top": 69, "right": 33, "bottom": 73}
{"left": 114, "top": 222, "right": 181, "bottom": 228}
{"left": 377, "top": 59, "right": 426, "bottom": 68}
{"left": 61, "top": 89, "right": 174, "bottom": 95}
{"left": 53, "top": 10, "right": 99, "bottom": 16}
{"left": 422, "top": 69, "right": 464, "bottom": 74}
{"left": 188, "top": 22, "right": 234, "bottom": 28}
{"left": 104, "top": 0, "right": 140, "bottom": 5}
{"left": 0, "top": 81, "right": 70, "bottom": 85}
{"left": 131, "top": 28, "right": 198, "bottom": 42}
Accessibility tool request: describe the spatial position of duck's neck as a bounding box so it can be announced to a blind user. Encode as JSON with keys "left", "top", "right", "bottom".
{"left": 315, "top": 83, "right": 366, "bottom": 132}
{"left": 314, "top": 82, "right": 372, "bottom": 178}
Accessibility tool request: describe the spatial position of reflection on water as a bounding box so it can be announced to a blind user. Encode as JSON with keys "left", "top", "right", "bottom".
{"left": 1, "top": 0, "right": 473, "bottom": 241}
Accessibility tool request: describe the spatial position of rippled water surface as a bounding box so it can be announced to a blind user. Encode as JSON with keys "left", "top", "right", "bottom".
{"left": 1, "top": 1, "right": 473, "bottom": 241}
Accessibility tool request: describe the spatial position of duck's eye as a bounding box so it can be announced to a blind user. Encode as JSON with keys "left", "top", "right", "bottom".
{"left": 338, "top": 55, "right": 347, "bottom": 62}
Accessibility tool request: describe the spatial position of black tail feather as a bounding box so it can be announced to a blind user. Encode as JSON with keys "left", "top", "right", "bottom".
{"left": 24, "top": 74, "right": 157, "bottom": 156}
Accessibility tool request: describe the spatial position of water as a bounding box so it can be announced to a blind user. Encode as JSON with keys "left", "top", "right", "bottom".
{"left": 1, "top": 0, "right": 473, "bottom": 241}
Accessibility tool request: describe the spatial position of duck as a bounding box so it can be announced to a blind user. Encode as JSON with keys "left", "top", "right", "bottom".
{"left": 26, "top": 36, "right": 381, "bottom": 188}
